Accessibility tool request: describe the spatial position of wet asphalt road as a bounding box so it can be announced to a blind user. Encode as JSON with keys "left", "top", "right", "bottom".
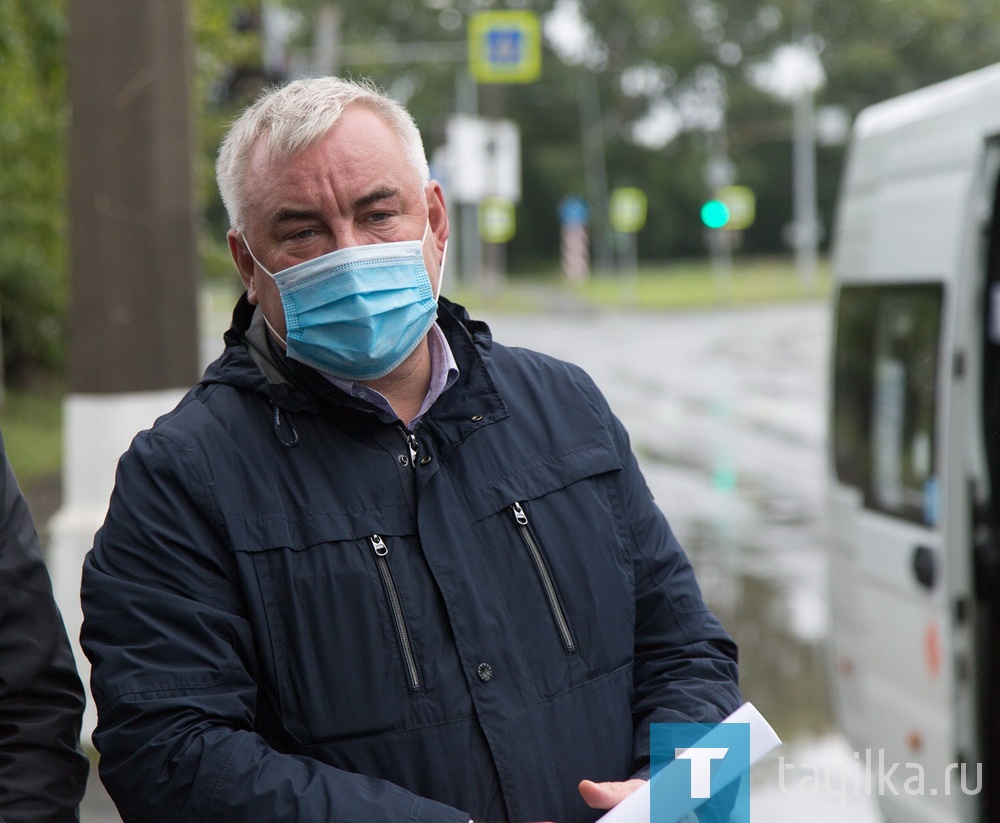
{"left": 81, "top": 299, "right": 881, "bottom": 821}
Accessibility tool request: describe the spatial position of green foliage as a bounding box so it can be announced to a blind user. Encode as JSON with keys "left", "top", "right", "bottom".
{"left": 192, "top": 0, "right": 263, "bottom": 283}
{"left": 0, "top": 0, "right": 68, "bottom": 384}
{"left": 815, "top": 0, "right": 1000, "bottom": 102}
{"left": 3, "top": 0, "right": 1000, "bottom": 385}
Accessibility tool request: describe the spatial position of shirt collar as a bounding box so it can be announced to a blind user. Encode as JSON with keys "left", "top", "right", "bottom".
{"left": 322, "top": 322, "right": 460, "bottom": 427}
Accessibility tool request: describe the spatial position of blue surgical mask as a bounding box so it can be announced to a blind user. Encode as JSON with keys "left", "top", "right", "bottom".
{"left": 245, "top": 225, "right": 440, "bottom": 381}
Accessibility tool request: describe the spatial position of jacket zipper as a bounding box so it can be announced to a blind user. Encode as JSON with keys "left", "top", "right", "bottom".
{"left": 404, "top": 432, "right": 420, "bottom": 468}
{"left": 509, "top": 502, "right": 578, "bottom": 654}
{"left": 369, "top": 534, "right": 422, "bottom": 692}
{"left": 400, "top": 429, "right": 419, "bottom": 466}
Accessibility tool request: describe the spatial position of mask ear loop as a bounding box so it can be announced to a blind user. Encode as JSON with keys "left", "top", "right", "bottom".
{"left": 241, "top": 235, "right": 273, "bottom": 277}
{"left": 436, "top": 239, "right": 449, "bottom": 300}
{"left": 242, "top": 236, "right": 289, "bottom": 347}
{"left": 421, "top": 217, "right": 447, "bottom": 301}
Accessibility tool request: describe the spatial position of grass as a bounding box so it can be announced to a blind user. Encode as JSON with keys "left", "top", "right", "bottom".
{"left": 447, "top": 255, "right": 830, "bottom": 313}
{"left": 0, "top": 383, "right": 64, "bottom": 501}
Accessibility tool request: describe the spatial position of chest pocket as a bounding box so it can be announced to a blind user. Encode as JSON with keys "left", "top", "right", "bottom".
{"left": 229, "top": 506, "right": 471, "bottom": 748}
{"left": 463, "top": 439, "right": 635, "bottom": 699}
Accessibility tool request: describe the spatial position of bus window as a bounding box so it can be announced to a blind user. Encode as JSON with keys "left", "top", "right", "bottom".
{"left": 832, "top": 284, "right": 944, "bottom": 525}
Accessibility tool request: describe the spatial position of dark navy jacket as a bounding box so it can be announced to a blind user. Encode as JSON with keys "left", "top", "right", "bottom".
{"left": 81, "top": 296, "right": 740, "bottom": 823}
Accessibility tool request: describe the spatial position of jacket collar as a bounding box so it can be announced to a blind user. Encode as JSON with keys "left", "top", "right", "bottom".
{"left": 204, "top": 293, "right": 509, "bottom": 436}
{"left": 423, "top": 298, "right": 509, "bottom": 451}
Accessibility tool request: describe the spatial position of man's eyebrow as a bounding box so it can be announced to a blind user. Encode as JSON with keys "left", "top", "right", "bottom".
{"left": 269, "top": 188, "right": 401, "bottom": 226}
{"left": 272, "top": 208, "right": 322, "bottom": 226}
{"left": 354, "top": 186, "right": 401, "bottom": 210}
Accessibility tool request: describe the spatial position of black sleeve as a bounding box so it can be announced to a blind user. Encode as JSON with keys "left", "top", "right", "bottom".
{"left": 0, "top": 432, "right": 89, "bottom": 822}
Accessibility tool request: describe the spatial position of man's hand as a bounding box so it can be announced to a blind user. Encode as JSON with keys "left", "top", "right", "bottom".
{"left": 578, "top": 778, "right": 646, "bottom": 810}
{"left": 473, "top": 780, "right": 645, "bottom": 823}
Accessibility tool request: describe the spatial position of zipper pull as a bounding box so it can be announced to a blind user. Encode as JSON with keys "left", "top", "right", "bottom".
{"left": 371, "top": 534, "right": 388, "bottom": 556}
{"left": 400, "top": 431, "right": 419, "bottom": 464}
{"left": 511, "top": 501, "right": 528, "bottom": 525}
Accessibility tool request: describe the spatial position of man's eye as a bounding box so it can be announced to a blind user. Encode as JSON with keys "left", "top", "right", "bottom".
{"left": 367, "top": 212, "right": 393, "bottom": 223}
{"left": 290, "top": 228, "right": 317, "bottom": 240}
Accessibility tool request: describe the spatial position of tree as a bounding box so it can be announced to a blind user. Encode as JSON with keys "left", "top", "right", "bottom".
{"left": 0, "top": 0, "right": 260, "bottom": 384}
{"left": 191, "top": 0, "right": 267, "bottom": 281}
{"left": 0, "top": 0, "right": 68, "bottom": 384}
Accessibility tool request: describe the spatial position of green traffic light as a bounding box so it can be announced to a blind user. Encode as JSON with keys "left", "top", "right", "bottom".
{"left": 701, "top": 199, "right": 730, "bottom": 229}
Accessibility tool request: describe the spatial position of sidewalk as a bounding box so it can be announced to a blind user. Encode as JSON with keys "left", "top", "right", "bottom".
{"left": 81, "top": 762, "right": 120, "bottom": 823}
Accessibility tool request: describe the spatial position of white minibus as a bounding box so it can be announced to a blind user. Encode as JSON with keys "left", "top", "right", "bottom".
{"left": 827, "top": 62, "right": 1000, "bottom": 822}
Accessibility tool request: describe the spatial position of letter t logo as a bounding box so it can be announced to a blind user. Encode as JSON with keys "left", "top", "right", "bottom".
{"left": 652, "top": 722, "right": 751, "bottom": 821}
{"left": 675, "top": 747, "right": 729, "bottom": 798}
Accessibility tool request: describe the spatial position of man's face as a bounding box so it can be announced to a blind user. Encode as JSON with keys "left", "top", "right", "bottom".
{"left": 227, "top": 105, "right": 449, "bottom": 342}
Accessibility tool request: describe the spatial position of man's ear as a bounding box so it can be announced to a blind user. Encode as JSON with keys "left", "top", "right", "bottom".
{"left": 426, "top": 181, "right": 450, "bottom": 257}
{"left": 228, "top": 230, "right": 258, "bottom": 304}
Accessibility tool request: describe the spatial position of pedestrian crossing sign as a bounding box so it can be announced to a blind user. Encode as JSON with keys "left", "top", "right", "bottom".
{"left": 479, "top": 197, "right": 517, "bottom": 243}
{"left": 609, "top": 187, "right": 648, "bottom": 234}
{"left": 718, "top": 185, "right": 755, "bottom": 231}
{"left": 468, "top": 11, "right": 541, "bottom": 84}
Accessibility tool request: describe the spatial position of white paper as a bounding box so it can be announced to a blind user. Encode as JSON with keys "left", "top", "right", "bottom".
{"left": 595, "top": 702, "right": 781, "bottom": 823}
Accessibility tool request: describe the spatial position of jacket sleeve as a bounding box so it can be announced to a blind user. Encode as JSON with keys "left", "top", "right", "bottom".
{"left": 0, "top": 436, "right": 89, "bottom": 822}
{"left": 81, "top": 429, "right": 469, "bottom": 823}
{"left": 605, "top": 408, "right": 742, "bottom": 777}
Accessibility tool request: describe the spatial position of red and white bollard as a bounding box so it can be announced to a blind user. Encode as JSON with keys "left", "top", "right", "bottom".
{"left": 561, "top": 223, "right": 590, "bottom": 283}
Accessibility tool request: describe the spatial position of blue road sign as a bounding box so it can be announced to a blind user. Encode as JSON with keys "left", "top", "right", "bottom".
{"left": 558, "top": 196, "right": 589, "bottom": 227}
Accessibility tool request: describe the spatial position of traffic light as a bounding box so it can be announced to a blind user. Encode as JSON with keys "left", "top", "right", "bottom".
{"left": 701, "top": 199, "right": 730, "bottom": 229}
{"left": 701, "top": 187, "right": 755, "bottom": 231}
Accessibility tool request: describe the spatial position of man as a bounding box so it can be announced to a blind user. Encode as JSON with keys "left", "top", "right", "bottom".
{"left": 82, "top": 76, "right": 740, "bottom": 822}
{"left": 0, "top": 431, "right": 89, "bottom": 821}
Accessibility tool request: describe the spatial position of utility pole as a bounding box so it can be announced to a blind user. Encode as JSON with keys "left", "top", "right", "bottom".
{"left": 704, "top": 124, "right": 735, "bottom": 300}
{"left": 455, "top": 68, "right": 482, "bottom": 287}
{"left": 579, "top": 69, "right": 614, "bottom": 276}
{"left": 792, "top": 85, "right": 820, "bottom": 292}
{"left": 51, "top": 0, "right": 200, "bottom": 742}
{"left": 791, "top": 0, "right": 821, "bottom": 292}
{"left": 67, "top": 0, "right": 199, "bottom": 392}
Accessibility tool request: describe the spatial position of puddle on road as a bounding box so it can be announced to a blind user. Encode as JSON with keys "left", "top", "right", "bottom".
{"left": 631, "top": 396, "right": 833, "bottom": 745}
{"left": 674, "top": 513, "right": 883, "bottom": 819}
{"left": 676, "top": 514, "right": 836, "bottom": 746}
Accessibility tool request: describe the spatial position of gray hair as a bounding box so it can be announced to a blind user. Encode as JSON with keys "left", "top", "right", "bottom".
{"left": 216, "top": 76, "right": 430, "bottom": 230}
